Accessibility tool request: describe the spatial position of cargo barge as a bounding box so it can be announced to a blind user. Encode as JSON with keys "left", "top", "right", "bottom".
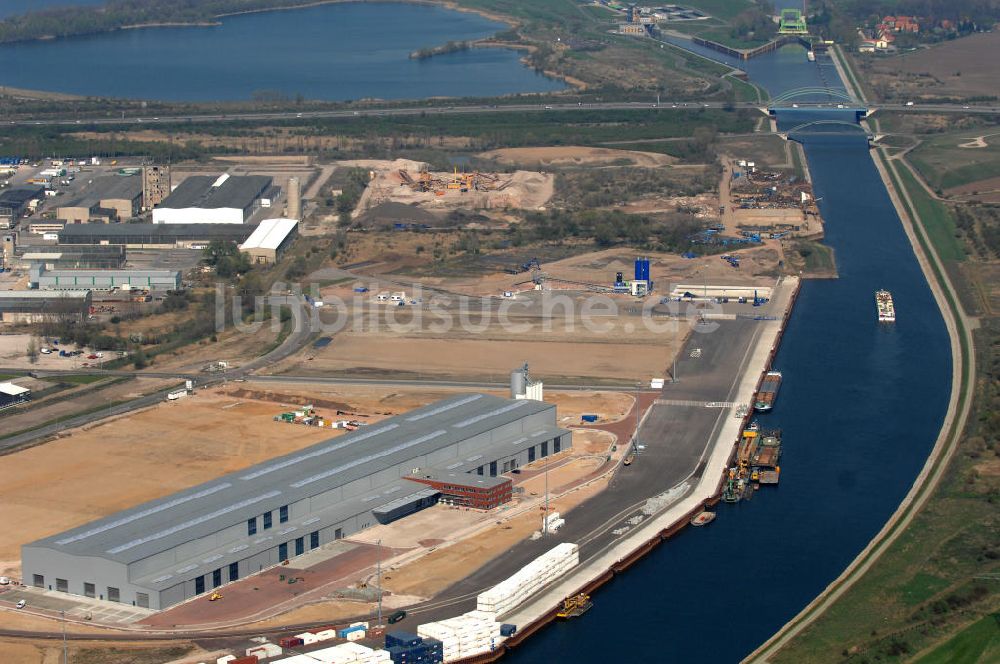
{"left": 753, "top": 371, "right": 782, "bottom": 412}
{"left": 722, "top": 423, "right": 782, "bottom": 503}
{"left": 876, "top": 289, "right": 895, "bottom": 323}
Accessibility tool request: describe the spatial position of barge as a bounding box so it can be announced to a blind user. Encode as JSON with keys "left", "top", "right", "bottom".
{"left": 753, "top": 371, "right": 782, "bottom": 412}
{"left": 876, "top": 289, "right": 895, "bottom": 322}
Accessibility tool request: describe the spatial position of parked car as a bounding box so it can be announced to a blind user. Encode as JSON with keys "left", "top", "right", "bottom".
{"left": 39, "top": 348, "right": 52, "bottom": 354}
{"left": 87, "top": 354, "right": 98, "bottom": 360}
{"left": 15, "top": 600, "right": 25, "bottom": 609}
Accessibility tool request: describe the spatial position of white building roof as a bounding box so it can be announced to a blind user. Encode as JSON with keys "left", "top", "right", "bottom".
{"left": 0, "top": 382, "right": 30, "bottom": 396}
{"left": 240, "top": 218, "right": 298, "bottom": 251}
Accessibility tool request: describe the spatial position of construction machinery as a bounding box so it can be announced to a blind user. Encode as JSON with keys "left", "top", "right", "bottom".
{"left": 209, "top": 592, "right": 223, "bottom": 601}
{"left": 556, "top": 593, "right": 593, "bottom": 619}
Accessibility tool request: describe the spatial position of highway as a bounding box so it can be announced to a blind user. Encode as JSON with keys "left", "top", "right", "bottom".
{"left": 6, "top": 100, "right": 999, "bottom": 128}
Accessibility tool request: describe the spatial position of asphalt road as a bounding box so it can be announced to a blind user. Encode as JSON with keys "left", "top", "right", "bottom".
{"left": 7, "top": 100, "right": 998, "bottom": 128}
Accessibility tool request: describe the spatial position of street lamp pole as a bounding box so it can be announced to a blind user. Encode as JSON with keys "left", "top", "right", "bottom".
{"left": 376, "top": 538, "right": 383, "bottom": 627}
{"left": 61, "top": 610, "right": 68, "bottom": 664}
{"left": 634, "top": 383, "right": 640, "bottom": 456}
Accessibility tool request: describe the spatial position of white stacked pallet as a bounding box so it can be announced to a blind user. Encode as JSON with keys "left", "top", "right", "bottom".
{"left": 476, "top": 542, "right": 579, "bottom": 616}
{"left": 295, "top": 632, "right": 321, "bottom": 645}
{"left": 417, "top": 612, "right": 505, "bottom": 662}
{"left": 246, "top": 642, "right": 283, "bottom": 659}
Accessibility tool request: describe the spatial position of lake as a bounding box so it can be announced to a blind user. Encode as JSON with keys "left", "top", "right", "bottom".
{"left": 0, "top": 1, "right": 564, "bottom": 100}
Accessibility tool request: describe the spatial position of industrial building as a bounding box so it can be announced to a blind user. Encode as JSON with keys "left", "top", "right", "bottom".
{"left": 405, "top": 470, "right": 512, "bottom": 510}
{"left": 23, "top": 393, "right": 570, "bottom": 609}
{"left": 0, "top": 186, "right": 44, "bottom": 228}
{"left": 153, "top": 174, "right": 272, "bottom": 224}
{"left": 142, "top": 165, "right": 171, "bottom": 210}
{"left": 28, "top": 266, "right": 181, "bottom": 291}
{"left": 56, "top": 176, "right": 143, "bottom": 223}
{"left": 18, "top": 244, "right": 127, "bottom": 270}
{"left": 0, "top": 290, "right": 92, "bottom": 324}
{"left": 0, "top": 382, "right": 30, "bottom": 410}
{"left": 239, "top": 218, "right": 299, "bottom": 264}
{"left": 58, "top": 223, "right": 256, "bottom": 249}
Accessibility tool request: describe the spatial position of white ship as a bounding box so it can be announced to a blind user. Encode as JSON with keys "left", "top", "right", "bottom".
{"left": 876, "top": 289, "right": 895, "bottom": 322}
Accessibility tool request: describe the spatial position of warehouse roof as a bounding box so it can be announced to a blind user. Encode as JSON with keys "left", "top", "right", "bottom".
{"left": 407, "top": 468, "right": 510, "bottom": 489}
{"left": 0, "top": 382, "right": 29, "bottom": 396}
{"left": 29, "top": 394, "right": 557, "bottom": 565}
{"left": 0, "top": 186, "right": 44, "bottom": 207}
{"left": 0, "top": 290, "right": 91, "bottom": 300}
{"left": 59, "top": 223, "right": 256, "bottom": 239}
{"left": 87, "top": 175, "right": 143, "bottom": 201}
{"left": 33, "top": 268, "right": 178, "bottom": 279}
{"left": 240, "top": 218, "right": 298, "bottom": 251}
{"left": 159, "top": 174, "right": 271, "bottom": 210}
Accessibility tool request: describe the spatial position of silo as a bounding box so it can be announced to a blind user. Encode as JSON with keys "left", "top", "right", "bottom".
{"left": 286, "top": 176, "right": 302, "bottom": 220}
{"left": 510, "top": 364, "right": 527, "bottom": 399}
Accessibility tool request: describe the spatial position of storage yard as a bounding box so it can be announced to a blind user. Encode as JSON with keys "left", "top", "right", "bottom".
{"left": 351, "top": 159, "right": 554, "bottom": 216}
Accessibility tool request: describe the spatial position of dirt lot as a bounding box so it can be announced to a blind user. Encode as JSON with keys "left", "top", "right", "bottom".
{"left": 273, "top": 330, "right": 679, "bottom": 383}
{"left": 867, "top": 32, "right": 1000, "bottom": 100}
{"left": 0, "top": 389, "right": 339, "bottom": 579}
{"left": 352, "top": 158, "right": 554, "bottom": 215}
{"left": 478, "top": 146, "right": 676, "bottom": 168}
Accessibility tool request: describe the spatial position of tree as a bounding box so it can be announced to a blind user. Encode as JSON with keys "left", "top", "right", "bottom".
{"left": 27, "top": 337, "right": 38, "bottom": 364}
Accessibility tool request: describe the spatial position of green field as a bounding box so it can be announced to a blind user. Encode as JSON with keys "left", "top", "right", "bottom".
{"left": 679, "top": 0, "right": 754, "bottom": 21}
{"left": 896, "top": 165, "right": 967, "bottom": 263}
{"left": 915, "top": 614, "right": 1000, "bottom": 664}
{"left": 908, "top": 128, "right": 1000, "bottom": 191}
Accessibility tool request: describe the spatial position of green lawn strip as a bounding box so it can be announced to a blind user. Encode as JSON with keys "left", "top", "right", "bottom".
{"left": 895, "top": 165, "right": 966, "bottom": 263}
{"left": 914, "top": 614, "right": 1000, "bottom": 664}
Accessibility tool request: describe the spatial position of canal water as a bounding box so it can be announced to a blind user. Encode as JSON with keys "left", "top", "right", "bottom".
{"left": 0, "top": 2, "right": 563, "bottom": 100}
{"left": 507, "top": 45, "right": 952, "bottom": 662}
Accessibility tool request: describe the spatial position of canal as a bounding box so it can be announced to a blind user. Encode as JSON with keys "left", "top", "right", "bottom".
{"left": 506, "top": 44, "right": 952, "bottom": 662}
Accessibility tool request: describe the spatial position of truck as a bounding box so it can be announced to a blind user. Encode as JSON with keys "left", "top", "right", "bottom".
{"left": 166, "top": 390, "right": 188, "bottom": 401}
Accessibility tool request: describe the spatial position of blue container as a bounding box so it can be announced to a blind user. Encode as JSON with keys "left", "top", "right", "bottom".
{"left": 386, "top": 631, "right": 422, "bottom": 648}
{"left": 337, "top": 625, "right": 364, "bottom": 638}
{"left": 634, "top": 257, "right": 650, "bottom": 282}
{"left": 500, "top": 623, "right": 517, "bottom": 636}
{"left": 581, "top": 414, "right": 598, "bottom": 423}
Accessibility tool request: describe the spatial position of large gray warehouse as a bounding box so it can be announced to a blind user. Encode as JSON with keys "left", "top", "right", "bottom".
{"left": 22, "top": 393, "right": 570, "bottom": 610}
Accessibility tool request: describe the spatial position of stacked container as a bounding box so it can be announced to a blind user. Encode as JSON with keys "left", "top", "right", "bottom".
{"left": 246, "top": 642, "right": 283, "bottom": 659}
{"left": 384, "top": 632, "right": 443, "bottom": 664}
{"left": 543, "top": 512, "right": 565, "bottom": 532}
{"left": 475, "top": 542, "right": 579, "bottom": 616}
{"left": 417, "top": 611, "right": 503, "bottom": 662}
{"left": 272, "top": 643, "right": 391, "bottom": 664}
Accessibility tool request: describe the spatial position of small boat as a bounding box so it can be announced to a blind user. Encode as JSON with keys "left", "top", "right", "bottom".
{"left": 876, "top": 289, "right": 895, "bottom": 322}
{"left": 556, "top": 593, "right": 593, "bottom": 619}
{"left": 807, "top": 50, "right": 816, "bottom": 62}
{"left": 691, "top": 511, "right": 716, "bottom": 526}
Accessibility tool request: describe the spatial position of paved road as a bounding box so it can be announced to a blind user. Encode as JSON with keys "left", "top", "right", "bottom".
{"left": 6, "top": 101, "right": 998, "bottom": 128}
